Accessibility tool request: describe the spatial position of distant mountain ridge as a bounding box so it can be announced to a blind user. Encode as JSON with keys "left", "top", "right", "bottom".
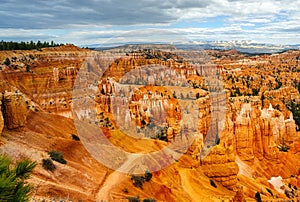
{"left": 86, "top": 41, "right": 300, "bottom": 54}
{"left": 176, "top": 41, "right": 300, "bottom": 54}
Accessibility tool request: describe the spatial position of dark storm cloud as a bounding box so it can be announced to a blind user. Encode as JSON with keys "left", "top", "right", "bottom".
{"left": 0, "top": 0, "right": 209, "bottom": 29}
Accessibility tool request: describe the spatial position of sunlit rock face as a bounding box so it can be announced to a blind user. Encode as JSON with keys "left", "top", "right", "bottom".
{"left": 2, "top": 91, "right": 27, "bottom": 129}
{"left": 201, "top": 145, "right": 239, "bottom": 189}
{"left": 222, "top": 98, "right": 298, "bottom": 161}
{"left": 0, "top": 45, "right": 89, "bottom": 119}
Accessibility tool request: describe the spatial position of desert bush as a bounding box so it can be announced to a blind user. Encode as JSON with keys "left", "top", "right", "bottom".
{"left": 48, "top": 151, "right": 67, "bottom": 164}
{"left": 42, "top": 158, "right": 56, "bottom": 172}
{"left": 152, "top": 126, "right": 168, "bottom": 142}
{"left": 127, "top": 196, "right": 140, "bottom": 202}
{"left": 4, "top": 58, "right": 10, "bottom": 66}
{"left": 144, "top": 170, "right": 152, "bottom": 182}
{"left": 143, "top": 198, "right": 156, "bottom": 202}
{"left": 131, "top": 175, "right": 145, "bottom": 189}
{"left": 29, "top": 54, "right": 35, "bottom": 60}
{"left": 278, "top": 144, "right": 290, "bottom": 152}
{"left": 25, "top": 64, "right": 30, "bottom": 72}
{"left": 284, "top": 189, "right": 294, "bottom": 198}
{"left": 130, "top": 171, "right": 153, "bottom": 189}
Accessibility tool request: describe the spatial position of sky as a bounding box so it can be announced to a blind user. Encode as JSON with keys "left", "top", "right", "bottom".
{"left": 1, "top": 0, "right": 300, "bottom": 46}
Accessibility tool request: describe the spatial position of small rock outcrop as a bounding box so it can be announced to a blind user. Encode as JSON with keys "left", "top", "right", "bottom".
{"left": 2, "top": 91, "right": 27, "bottom": 129}
{"left": 232, "top": 186, "right": 246, "bottom": 202}
{"left": 201, "top": 145, "right": 239, "bottom": 189}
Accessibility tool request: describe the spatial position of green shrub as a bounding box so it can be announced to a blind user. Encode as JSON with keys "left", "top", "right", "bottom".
{"left": 4, "top": 58, "right": 10, "bottom": 66}
{"left": 131, "top": 175, "right": 145, "bottom": 189}
{"left": 284, "top": 189, "right": 294, "bottom": 198}
{"left": 127, "top": 196, "right": 140, "bottom": 202}
{"left": 0, "top": 155, "right": 37, "bottom": 201}
{"left": 48, "top": 151, "right": 67, "bottom": 164}
{"left": 278, "top": 144, "right": 290, "bottom": 152}
{"left": 130, "top": 171, "right": 153, "bottom": 189}
{"left": 152, "top": 127, "right": 168, "bottom": 142}
{"left": 28, "top": 54, "right": 35, "bottom": 60}
{"left": 144, "top": 170, "right": 152, "bottom": 182}
{"left": 42, "top": 158, "right": 56, "bottom": 172}
{"left": 25, "top": 65, "right": 30, "bottom": 72}
{"left": 143, "top": 198, "right": 156, "bottom": 202}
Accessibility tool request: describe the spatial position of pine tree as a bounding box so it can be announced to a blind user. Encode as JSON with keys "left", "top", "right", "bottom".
{"left": 0, "top": 155, "right": 37, "bottom": 201}
{"left": 261, "top": 93, "right": 265, "bottom": 109}
{"left": 4, "top": 58, "right": 11, "bottom": 66}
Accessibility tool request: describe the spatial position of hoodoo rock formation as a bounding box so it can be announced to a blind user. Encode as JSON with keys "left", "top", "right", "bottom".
{"left": 221, "top": 92, "right": 299, "bottom": 162}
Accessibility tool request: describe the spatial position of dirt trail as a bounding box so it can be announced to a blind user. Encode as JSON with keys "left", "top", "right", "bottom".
{"left": 96, "top": 154, "right": 143, "bottom": 201}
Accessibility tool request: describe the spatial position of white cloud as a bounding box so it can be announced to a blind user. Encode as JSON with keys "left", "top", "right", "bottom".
{"left": 1, "top": 0, "right": 300, "bottom": 45}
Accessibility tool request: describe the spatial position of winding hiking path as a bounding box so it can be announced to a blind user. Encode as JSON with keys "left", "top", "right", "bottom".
{"left": 96, "top": 154, "right": 142, "bottom": 201}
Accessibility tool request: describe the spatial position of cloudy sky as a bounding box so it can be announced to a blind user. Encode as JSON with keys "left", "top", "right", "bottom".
{"left": 1, "top": 0, "right": 300, "bottom": 46}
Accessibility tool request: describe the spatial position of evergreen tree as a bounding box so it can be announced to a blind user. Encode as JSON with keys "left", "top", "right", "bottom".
{"left": 0, "top": 40, "right": 65, "bottom": 51}
{"left": 261, "top": 93, "right": 265, "bottom": 109}
{"left": 0, "top": 155, "right": 37, "bottom": 201}
{"left": 144, "top": 170, "right": 152, "bottom": 182}
{"left": 4, "top": 58, "right": 11, "bottom": 66}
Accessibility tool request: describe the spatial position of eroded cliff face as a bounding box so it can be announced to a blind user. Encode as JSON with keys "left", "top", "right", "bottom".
{"left": 0, "top": 45, "right": 89, "bottom": 118}
{"left": 221, "top": 97, "right": 299, "bottom": 162}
